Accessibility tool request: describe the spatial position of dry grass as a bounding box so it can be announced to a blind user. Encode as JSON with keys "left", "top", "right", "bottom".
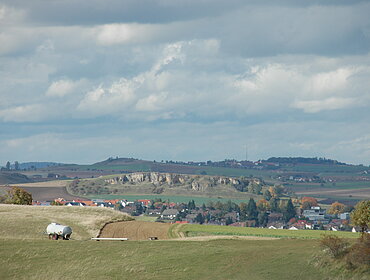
{"left": 8, "top": 180, "right": 70, "bottom": 188}
{"left": 0, "top": 204, "right": 133, "bottom": 240}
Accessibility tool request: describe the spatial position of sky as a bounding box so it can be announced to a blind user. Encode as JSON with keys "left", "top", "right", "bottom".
{"left": 1, "top": 0, "right": 370, "bottom": 165}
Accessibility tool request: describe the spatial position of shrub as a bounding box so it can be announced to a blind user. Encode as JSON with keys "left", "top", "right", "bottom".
{"left": 320, "top": 235, "right": 349, "bottom": 259}
{"left": 345, "top": 234, "right": 370, "bottom": 268}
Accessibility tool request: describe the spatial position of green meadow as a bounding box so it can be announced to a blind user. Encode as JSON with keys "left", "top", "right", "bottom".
{"left": 0, "top": 238, "right": 351, "bottom": 280}
{"left": 175, "top": 224, "right": 360, "bottom": 239}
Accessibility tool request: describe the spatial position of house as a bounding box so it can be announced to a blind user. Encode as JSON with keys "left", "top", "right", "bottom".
{"left": 138, "top": 199, "right": 151, "bottom": 206}
{"left": 66, "top": 201, "right": 86, "bottom": 207}
{"left": 339, "top": 212, "right": 350, "bottom": 220}
{"left": 161, "top": 209, "right": 179, "bottom": 220}
{"left": 302, "top": 207, "right": 326, "bottom": 221}
{"left": 184, "top": 213, "right": 197, "bottom": 222}
{"left": 267, "top": 222, "right": 285, "bottom": 229}
{"left": 121, "top": 206, "right": 136, "bottom": 215}
{"left": 289, "top": 226, "right": 298, "bottom": 230}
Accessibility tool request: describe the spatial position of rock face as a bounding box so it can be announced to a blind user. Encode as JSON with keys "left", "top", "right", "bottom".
{"left": 104, "top": 172, "right": 261, "bottom": 192}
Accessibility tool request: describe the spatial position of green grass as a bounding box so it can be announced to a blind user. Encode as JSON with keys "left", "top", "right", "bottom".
{"left": 0, "top": 238, "right": 347, "bottom": 280}
{"left": 282, "top": 164, "right": 368, "bottom": 173}
{"left": 134, "top": 215, "right": 158, "bottom": 222}
{"left": 195, "top": 166, "right": 275, "bottom": 179}
{"left": 88, "top": 194, "right": 254, "bottom": 205}
{"left": 177, "top": 224, "right": 360, "bottom": 239}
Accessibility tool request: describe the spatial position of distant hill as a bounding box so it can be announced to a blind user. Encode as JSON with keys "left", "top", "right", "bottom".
{"left": 0, "top": 173, "right": 33, "bottom": 185}
{"left": 93, "top": 157, "right": 147, "bottom": 166}
{"left": 265, "top": 157, "right": 346, "bottom": 165}
{"left": 16, "top": 162, "right": 64, "bottom": 169}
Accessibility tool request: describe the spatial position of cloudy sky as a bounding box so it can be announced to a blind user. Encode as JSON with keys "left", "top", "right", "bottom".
{"left": 1, "top": 0, "right": 370, "bottom": 165}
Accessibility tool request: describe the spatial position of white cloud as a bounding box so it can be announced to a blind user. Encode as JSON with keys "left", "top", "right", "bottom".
{"left": 309, "top": 68, "right": 353, "bottom": 95}
{"left": 46, "top": 79, "right": 83, "bottom": 97}
{"left": 78, "top": 78, "right": 137, "bottom": 114}
{"left": 95, "top": 23, "right": 160, "bottom": 45}
{"left": 0, "top": 104, "right": 47, "bottom": 122}
{"left": 292, "top": 97, "right": 357, "bottom": 113}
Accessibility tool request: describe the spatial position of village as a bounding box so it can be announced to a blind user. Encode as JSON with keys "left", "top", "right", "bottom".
{"left": 32, "top": 196, "right": 358, "bottom": 233}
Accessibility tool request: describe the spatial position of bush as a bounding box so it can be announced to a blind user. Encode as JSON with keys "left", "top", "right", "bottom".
{"left": 345, "top": 234, "right": 370, "bottom": 268}
{"left": 320, "top": 235, "right": 349, "bottom": 259}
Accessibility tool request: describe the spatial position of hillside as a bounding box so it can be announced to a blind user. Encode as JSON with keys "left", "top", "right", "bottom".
{"left": 67, "top": 172, "right": 267, "bottom": 200}
{"left": 0, "top": 172, "right": 33, "bottom": 185}
{"left": 0, "top": 204, "right": 133, "bottom": 240}
{"left": 10, "top": 157, "right": 370, "bottom": 202}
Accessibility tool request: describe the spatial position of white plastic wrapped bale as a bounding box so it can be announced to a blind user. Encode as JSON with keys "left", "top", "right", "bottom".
{"left": 46, "top": 223, "right": 72, "bottom": 240}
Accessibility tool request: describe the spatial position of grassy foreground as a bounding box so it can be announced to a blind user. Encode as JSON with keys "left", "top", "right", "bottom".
{"left": 0, "top": 238, "right": 337, "bottom": 280}
{"left": 175, "top": 224, "right": 360, "bottom": 239}
{"left": 0, "top": 204, "right": 133, "bottom": 240}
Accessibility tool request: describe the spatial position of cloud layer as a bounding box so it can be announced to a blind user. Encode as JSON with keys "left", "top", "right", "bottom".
{"left": 1, "top": 1, "right": 370, "bottom": 164}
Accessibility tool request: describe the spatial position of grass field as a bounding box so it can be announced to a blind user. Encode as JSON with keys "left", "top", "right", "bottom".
{"left": 0, "top": 204, "right": 368, "bottom": 279}
{"left": 174, "top": 224, "right": 360, "bottom": 239}
{"left": 0, "top": 204, "right": 132, "bottom": 240}
{"left": 0, "top": 238, "right": 358, "bottom": 280}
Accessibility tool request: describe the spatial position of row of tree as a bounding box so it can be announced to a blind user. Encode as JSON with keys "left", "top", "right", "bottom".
{"left": 2, "top": 161, "right": 20, "bottom": 171}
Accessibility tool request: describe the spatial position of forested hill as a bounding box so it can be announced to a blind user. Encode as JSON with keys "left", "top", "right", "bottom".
{"left": 265, "top": 157, "right": 345, "bottom": 165}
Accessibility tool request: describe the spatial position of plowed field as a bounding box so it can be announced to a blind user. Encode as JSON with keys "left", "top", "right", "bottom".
{"left": 99, "top": 221, "right": 171, "bottom": 240}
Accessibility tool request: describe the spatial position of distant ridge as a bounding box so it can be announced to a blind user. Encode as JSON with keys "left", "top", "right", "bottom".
{"left": 265, "top": 157, "right": 346, "bottom": 165}
{"left": 11, "top": 162, "right": 64, "bottom": 169}
{"left": 0, "top": 173, "right": 33, "bottom": 185}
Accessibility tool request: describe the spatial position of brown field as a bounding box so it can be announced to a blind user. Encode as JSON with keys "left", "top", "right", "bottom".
{"left": 9, "top": 180, "right": 70, "bottom": 188}
{"left": 295, "top": 188, "right": 370, "bottom": 199}
{"left": 99, "top": 221, "right": 172, "bottom": 240}
{"left": 0, "top": 184, "right": 86, "bottom": 201}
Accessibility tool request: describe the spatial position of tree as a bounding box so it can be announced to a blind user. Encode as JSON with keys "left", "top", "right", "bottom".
{"left": 301, "top": 197, "right": 318, "bottom": 210}
{"left": 226, "top": 216, "right": 233, "bottom": 225}
{"left": 351, "top": 200, "right": 370, "bottom": 236}
{"left": 328, "top": 202, "right": 346, "bottom": 215}
{"left": 188, "top": 200, "right": 196, "bottom": 210}
{"left": 269, "top": 197, "right": 279, "bottom": 212}
{"left": 14, "top": 161, "right": 19, "bottom": 170}
{"left": 6, "top": 161, "right": 11, "bottom": 170}
{"left": 263, "top": 189, "right": 272, "bottom": 201}
{"left": 6, "top": 187, "right": 32, "bottom": 205}
{"left": 283, "top": 199, "right": 296, "bottom": 222}
{"left": 246, "top": 198, "right": 258, "bottom": 221}
{"left": 257, "top": 199, "right": 270, "bottom": 212}
{"left": 195, "top": 213, "right": 205, "bottom": 224}
{"left": 258, "top": 211, "right": 269, "bottom": 227}
{"left": 239, "top": 202, "right": 248, "bottom": 220}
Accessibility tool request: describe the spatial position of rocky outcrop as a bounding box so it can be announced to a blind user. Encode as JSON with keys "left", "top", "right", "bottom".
{"left": 104, "top": 172, "right": 262, "bottom": 192}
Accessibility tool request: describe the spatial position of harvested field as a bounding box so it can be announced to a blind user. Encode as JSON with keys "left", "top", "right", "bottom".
{"left": 9, "top": 180, "right": 70, "bottom": 188}
{"left": 99, "top": 221, "right": 172, "bottom": 240}
{"left": 0, "top": 185, "right": 85, "bottom": 201}
{"left": 295, "top": 187, "right": 370, "bottom": 199}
